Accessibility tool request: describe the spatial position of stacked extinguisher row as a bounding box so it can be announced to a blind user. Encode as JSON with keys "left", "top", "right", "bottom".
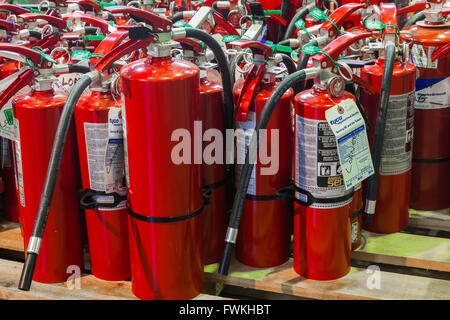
{"left": 0, "top": 0, "right": 447, "bottom": 300}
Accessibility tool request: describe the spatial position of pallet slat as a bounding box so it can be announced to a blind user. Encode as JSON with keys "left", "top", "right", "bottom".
{"left": 353, "top": 231, "right": 450, "bottom": 272}
{"left": 204, "top": 258, "right": 450, "bottom": 300}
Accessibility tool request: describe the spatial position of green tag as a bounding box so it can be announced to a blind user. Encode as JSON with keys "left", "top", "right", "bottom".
{"left": 272, "top": 44, "right": 292, "bottom": 54}
{"left": 83, "top": 35, "right": 105, "bottom": 41}
{"left": 309, "top": 8, "right": 327, "bottom": 20}
{"left": 295, "top": 19, "right": 305, "bottom": 29}
{"left": 365, "top": 20, "right": 383, "bottom": 30}
{"left": 301, "top": 43, "right": 320, "bottom": 55}
{"left": 25, "top": 7, "right": 44, "bottom": 13}
{"left": 222, "top": 35, "right": 240, "bottom": 43}
{"left": 174, "top": 21, "right": 190, "bottom": 28}
{"left": 264, "top": 10, "right": 282, "bottom": 15}
{"left": 4, "top": 109, "right": 13, "bottom": 126}
{"left": 290, "top": 51, "right": 298, "bottom": 62}
{"left": 71, "top": 50, "right": 92, "bottom": 61}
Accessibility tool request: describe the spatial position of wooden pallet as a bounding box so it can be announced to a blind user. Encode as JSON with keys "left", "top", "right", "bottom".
{"left": 1, "top": 209, "right": 449, "bottom": 300}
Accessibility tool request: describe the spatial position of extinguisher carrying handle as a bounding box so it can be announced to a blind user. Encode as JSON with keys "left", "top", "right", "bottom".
{"left": 313, "top": 31, "right": 373, "bottom": 69}
{"left": 79, "top": 188, "right": 126, "bottom": 210}
{"left": 319, "top": 3, "right": 366, "bottom": 38}
{"left": 18, "top": 13, "right": 67, "bottom": 31}
{"left": 0, "top": 68, "right": 34, "bottom": 112}
{"left": 0, "top": 43, "right": 47, "bottom": 67}
{"left": 0, "top": 19, "right": 15, "bottom": 33}
{"left": 63, "top": 13, "right": 112, "bottom": 35}
{"left": 104, "top": 7, "right": 172, "bottom": 32}
{"left": 379, "top": 3, "right": 398, "bottom": 36}
{"left": 397, "top": 1, "right": 427, "bottom": 15}
{"left": 228, "top": 40, "right": 274, "bottom": 59}
{"left": 65, "top": 0, "right": 101, "bottom": 15}
{"left": 89, "top": 29, "right": 129, "bottom": 65}
{"left": 0, "top": 4, "right": 30, "bottom": 15}
{"left": 212, "top": 11, "right": 240, "bottom": 36}
{"left": 95, "top": 36, "right": 154, "bottom": 72}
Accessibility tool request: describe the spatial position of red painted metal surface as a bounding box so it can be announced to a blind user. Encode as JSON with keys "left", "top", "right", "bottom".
{"left": 293, "top": 87, "right": 354, "bottom": 280}
{"left": 13, "top": 89, "right": 83, "bottom": 283}
{"left": 234, "top": 82, "right": 293, "bottom": 268}
{"left": 401, "top": 24, "right": 450, "bottom": 210}
{"left": 360, "top": 59, "right": 416, "bottom": 233}
{"left": 121, "top": 56, "right": 203, "bottom": 300}
{"left": 74, "top": 91, "right": 131, "bottom": 281}
{"left": 199, "top": 76, "right": 226, "bottom": 264}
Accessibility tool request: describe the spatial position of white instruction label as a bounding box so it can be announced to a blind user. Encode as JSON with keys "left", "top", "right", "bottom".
{"left": 295, "top": 116, "right": 353, "bottom": 209}
{"left": 14, "top": 119, "right": 25, "bottom": 207}
{"left": 325, "top": 99, "right": 374, "bottom": 190}
{"left": 104, "top": 108, "right": 125, "bottom": 194}
{"left": 380, "top": 92, "right": 415, "bottom": 175}
{"left": 415, "top": 77, "right": 449, "bottom": 110}
{"left": 411, "top": 44, "right": 438, "bottom": 69}
{"left": 235, "top": 111, "right": 257, "bottom": 195}
{"left": 84, "top": 119, "right": 126, "bottom": 210}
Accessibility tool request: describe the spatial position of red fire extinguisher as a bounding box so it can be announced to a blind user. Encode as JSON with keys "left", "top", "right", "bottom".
{"left": 230, "top": 40, "right": 293, "bottom": 268}
{"left": 294, "top": 32, "right": 373, "bottom": 280}
{"left": 361, "top": 3, "right": 416, "bottom": 234}
{"left": 176, "top": 38, "right": 227, "bottom": 265}
{"left": 94, "top": 8, "right": 204, "bottom": 300}
{"left": 96, "top": 6, "right": 234, "bottom": 299}
{"left": 74, "top": 30, "right": 131, "bottom": 281}
{"left": 0, "top": 44, "right": 84, "bottom": 283}
{"left": 400, "top": 0, "right": 450, "bottom": 211}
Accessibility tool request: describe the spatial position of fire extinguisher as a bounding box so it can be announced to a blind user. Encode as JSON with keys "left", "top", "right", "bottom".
{"left": 219, "top": 31, "right": 374, "bottom": 278}
{"left": 94, "top": 7, "right": 233, "bottom": 299}
{"left": 400, "top": 0, "right": 450, "bottom": 211}
{"left": 230, "top": 40, "right": 293, "bottom": 268}
{"left": 74, "top": 30, "right": 131, "bottom": 281}
{"left": 293, "top": 32, "right": 375, "bottom": 280}
{"left": 0, "top": 138, "right": 19, "bottom": 222}
{"left": 361, "top": 3, "right": 416, "bottom": 233}
{"left": 176, "top": 38, "right": 227, "bottom": 264}
{"left": 0, "top": 44, "right": 89, "bottom": 283}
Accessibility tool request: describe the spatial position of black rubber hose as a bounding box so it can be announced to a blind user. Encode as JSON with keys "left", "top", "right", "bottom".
{"left": 29, "top": 30, "right": 42, "bottom": 39}
{"left": 230, "top": 52, "right": 245, "bottom": 87}
{"left": 403, "top": 12, "right": 425, "bottom": 28}
{"left": 169, "top": 12, "right": 185, "bottom": 23}
{"left": 185, "top": 28, "right": 234, "bottom": 131}
{"left": 346, "top": 83, "right": 371, "bottom": 132}
{"left": 18, "top": 72, "right": 97, "bottom": 291}
{"left": 363, "top": 43, "right": 396, "bottom": 224}
{"left": 280, "top": 53, "right": 296, "bottom": 75}
{"left": 283, "top": 6, "right": 312, "bottom": 41}
{"left": 218, "top": 69, "right": 307, "bottom": 275}
{"left": 68, "top": 64, "right": 91, "bottom": 74}
{"left": 278, "top": 0, "right": 291, "bottom": 42}
{"left": 295, "top": 38, "right": 318, "bottom": 93}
